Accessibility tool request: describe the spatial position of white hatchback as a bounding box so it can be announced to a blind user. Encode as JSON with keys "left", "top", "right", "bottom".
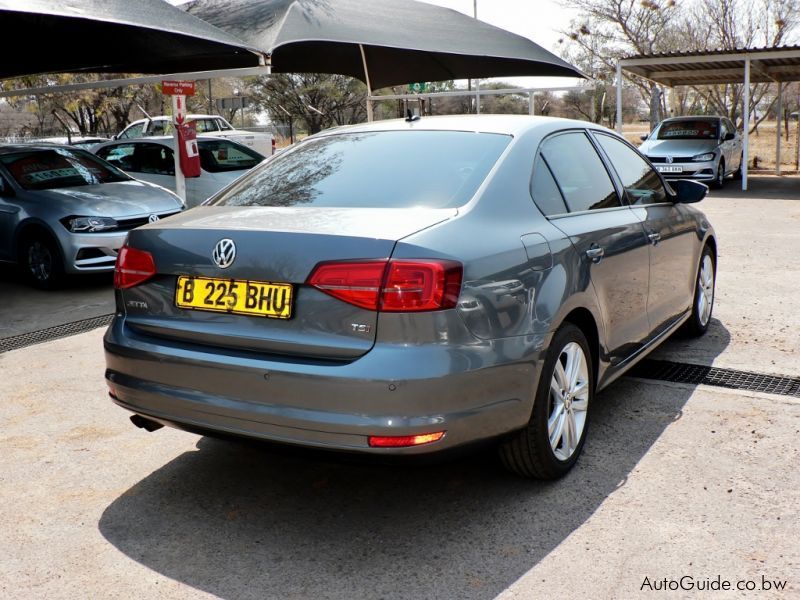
{"left": 93, "top": 136, "right": 266, "bottom": 207}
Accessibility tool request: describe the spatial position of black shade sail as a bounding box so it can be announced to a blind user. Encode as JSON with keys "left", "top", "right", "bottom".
{"left": 0, "top": 0, "right": 263, "bottom": 79}
{"left": 185, "top": 0, "right": 584, "bottom": 89}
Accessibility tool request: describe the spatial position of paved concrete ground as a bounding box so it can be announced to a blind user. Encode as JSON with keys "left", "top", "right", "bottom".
{"left": 0, "top": 266, "right": 113, "bottom": 338}
{"left": 0, "top": 176, "right": 798, "bottom": 599}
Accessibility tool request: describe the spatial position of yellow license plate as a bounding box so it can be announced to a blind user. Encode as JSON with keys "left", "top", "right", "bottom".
{"left": 175, "top": 276, "right": 293, "bottom": 319}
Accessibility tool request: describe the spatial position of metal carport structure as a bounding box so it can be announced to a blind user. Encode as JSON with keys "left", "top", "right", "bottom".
{"left": 615, "top": 45, "right": 800, "bottom": 190}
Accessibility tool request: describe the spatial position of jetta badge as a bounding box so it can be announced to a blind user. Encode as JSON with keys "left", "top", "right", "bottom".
{"left": 212, "top": 239, "right": 236, "bottom": 269}
{"left": 148, "top": 213, "right": 159, "bottom": 223}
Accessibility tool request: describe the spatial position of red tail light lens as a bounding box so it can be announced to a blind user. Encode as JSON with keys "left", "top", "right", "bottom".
{"left": 306, "top": 260, "right": 387, "bottom": 310}
{"left": 114, "top": 244, "right": 156, "bottom": 289}
{"left": 307, "top": 259, "right": 462, "bottom": 312}
{"left": 381, "top": 260, "right": 462, "bottom": 312}
{"left": 368, "top": 431, "right": 446, "bottom": 448}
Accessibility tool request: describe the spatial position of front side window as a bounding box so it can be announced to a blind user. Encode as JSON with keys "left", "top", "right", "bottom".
{"left": 212, "top": 130, "right": 512, "bottom": 209}
{"left": 216, "top": 118, "right": 233, "bottom": 131}
{"left": 539, "top": 131, "right": 619, "bottom": 212}
{"left": 118, "top": 122, "right": 144, "bottom": 139}
{"left": 96, "top": 144, "right": 136, "bottom": 171}
{"left": 657, "top": 120, "right": 719, "bottom": 140}
{"left": 149, "top": 120, "right": 170, "bottom": 136}
{"left": 0, "top": 148, "right": 128, "bottom": 190}
{"left": 594, "top": 133, "right": 667, "bottom": 205}
{"left": 131, "top": 143, "right": 174, "bottom": 175}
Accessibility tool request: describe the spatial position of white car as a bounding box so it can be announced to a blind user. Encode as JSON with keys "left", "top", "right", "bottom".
{"left": 93, "top": 136, "right": 265, "bottom": 207}
{"left": 115, "top": 114, "right": 274, "bottom": 156}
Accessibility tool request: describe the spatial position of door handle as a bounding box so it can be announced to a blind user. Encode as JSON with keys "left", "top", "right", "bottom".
{"left": 585, "top": 245, "right": 604, "bottom": 262}
{"left": 647, "top": 232, "right": 661, "bottom": 245}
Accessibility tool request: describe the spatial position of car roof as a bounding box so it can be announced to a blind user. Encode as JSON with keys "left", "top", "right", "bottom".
{"left": 0, "top": 143, "right": 90, "bottom": 155}
{"left": 130, "top": 114, "right": 221, "bottom": 123}
{"left": 662, "top": 116, "right": 723, "bottom": 122}
{"left": 95, "top": 135, "right": 232, "bottom": 148}
{"left": 312, "top": 114, "right": 613, "bottom": 138}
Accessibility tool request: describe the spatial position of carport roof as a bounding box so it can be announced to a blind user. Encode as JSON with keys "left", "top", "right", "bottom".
{"left": 619, "top": 45, "right": 800, "bottom": 86}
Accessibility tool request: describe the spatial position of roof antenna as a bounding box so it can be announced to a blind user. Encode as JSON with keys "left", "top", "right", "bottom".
{"left": 405, "top": 109, "right": 420, "bottom": 122}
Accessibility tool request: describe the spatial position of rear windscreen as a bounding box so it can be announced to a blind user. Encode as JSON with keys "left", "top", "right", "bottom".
{"left": 211, "top": 130, "right": 512, "bottom": 209}
{"left": 657, "top": 120, "right": 719, "bottom": 140}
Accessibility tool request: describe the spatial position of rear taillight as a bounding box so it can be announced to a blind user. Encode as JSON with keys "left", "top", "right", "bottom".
{"left": 114, "top": 244, "right": 156, "bottom": 289}
{"left": 307, "top": 259, "right": 462, "bottom": 312}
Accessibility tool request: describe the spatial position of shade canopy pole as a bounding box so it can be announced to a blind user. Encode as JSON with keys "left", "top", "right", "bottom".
{"left": 742, "top": 56, "right": 750, "bottom": 191}
{"left": 616, "top": 61, "right": 623, "bottom": 134}
{"left": 776, "top": 81, "right": 782, "bottom": 176}
{"left": 359, "top": 44, "right": 374, "bottom": 122}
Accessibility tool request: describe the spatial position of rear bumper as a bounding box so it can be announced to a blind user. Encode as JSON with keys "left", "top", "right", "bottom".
{"left": 104, "top": 317, "right": 549, "bottom": 455}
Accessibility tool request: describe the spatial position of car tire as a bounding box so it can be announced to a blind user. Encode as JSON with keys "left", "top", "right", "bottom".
{"left": 682, "top": 244, "right": 716, "bottom": 337}
{"left": 20, "top": 232, "right": 64, "bottom": 290}
{"left": 711, "top": 159, "right": 725, "bottom": 189}
{"left": 499, "top": 323, "right": 593, "bottom": 479}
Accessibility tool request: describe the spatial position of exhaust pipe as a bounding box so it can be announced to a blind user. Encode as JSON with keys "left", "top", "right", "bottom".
{"left": 130, "top": 414, "right": 164, "bottom": 432}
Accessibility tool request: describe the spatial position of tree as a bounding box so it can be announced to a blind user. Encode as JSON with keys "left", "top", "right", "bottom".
{"left": 249, "top": 74, "right": 367, "bottom": 135}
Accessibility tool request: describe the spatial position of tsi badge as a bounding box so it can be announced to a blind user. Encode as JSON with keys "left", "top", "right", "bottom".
{"left": 212, "top": 239, "right": 236, "bottom": 269}
{"left": 351, "top": 323, "right": 372, "bottom": 334}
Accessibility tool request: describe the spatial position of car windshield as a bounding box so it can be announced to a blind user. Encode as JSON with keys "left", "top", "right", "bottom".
{"left": 212, "top": 130, "right": 512, "bottom": 209}
{"left": 0, "top": 148, "right": 129, "bottom": 190}
{"left": 199, "top": 140, "right": 264, "bottom": 173}
{"left": 657, "top": 120, "right": 719, "bottom": 140}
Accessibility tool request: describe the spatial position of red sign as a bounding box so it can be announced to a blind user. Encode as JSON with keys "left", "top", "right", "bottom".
{"left": 162, "top": 80, "right": 196, "bottom": 96}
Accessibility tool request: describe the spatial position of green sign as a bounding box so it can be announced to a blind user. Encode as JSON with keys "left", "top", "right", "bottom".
{"left": 407, "top": 82, "right": 428, "bottom": 93}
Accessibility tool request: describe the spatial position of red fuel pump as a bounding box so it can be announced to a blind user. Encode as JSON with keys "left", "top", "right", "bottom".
{"left": 176, "top": 122, "right": 201, "bottom": 178}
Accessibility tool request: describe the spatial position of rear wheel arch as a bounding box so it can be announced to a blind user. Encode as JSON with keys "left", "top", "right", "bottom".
{"left": 560, "top": 307, "right": 600, "bottom": 389}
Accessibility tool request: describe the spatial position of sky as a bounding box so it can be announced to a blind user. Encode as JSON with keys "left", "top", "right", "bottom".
{"left": 419, "top": 0, "right": 583, "bottom": 89}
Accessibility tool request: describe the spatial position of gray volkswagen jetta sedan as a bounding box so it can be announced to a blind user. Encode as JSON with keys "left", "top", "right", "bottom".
{"left": 104, "top": 115, "right": 717, "bottom": 479}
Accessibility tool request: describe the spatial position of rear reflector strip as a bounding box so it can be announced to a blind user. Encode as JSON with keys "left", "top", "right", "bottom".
{"left": 368, "top": 431, "right": 445, "bottom": 448}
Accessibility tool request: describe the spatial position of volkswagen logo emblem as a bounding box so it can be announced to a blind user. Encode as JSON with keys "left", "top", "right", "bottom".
{"left": 666, "top": 156, "right": 674, "bottom": 164}
{"left": 212, "top": 239, "right": 236, "bottom": 269}
{"left": 148, "top": 214, "right": 160, "bottom": 223}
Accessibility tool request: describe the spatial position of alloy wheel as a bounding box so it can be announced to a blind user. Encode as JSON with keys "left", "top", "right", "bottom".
{"left": 27, "top": 240, "right": 53, "bottom": 283}
{"left": 548, "top": 342, "right": 589, "bottom": 461}
{"left": 697, "top": 254, "right": 714, "bottom": 327}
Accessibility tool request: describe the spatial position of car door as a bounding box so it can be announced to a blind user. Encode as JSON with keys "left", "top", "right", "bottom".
{"left": 593, "top": 132, "right": 698, "bottom": 337}
{"left": 539, "top": 130, "right": 652, "bottom": 364}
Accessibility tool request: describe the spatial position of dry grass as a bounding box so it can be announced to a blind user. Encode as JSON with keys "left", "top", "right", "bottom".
{"left": 622, "top": 120, "right": 800, "bottom": 172}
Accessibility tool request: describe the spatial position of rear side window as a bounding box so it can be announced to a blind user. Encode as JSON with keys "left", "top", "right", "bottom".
{"left": 198, "top": 139, "right": 264, "bottom": 173}
{"left": 594, "top": 133, "right": 667, "bottom": 205}
{"left": 539, "top": 132, "right": 619, "bottom": 212}
{"left": 530, "top": 155, "right": 568, "bottom": 216}
{"left": 212, "top": 131, "right": 512, "bottom": 209}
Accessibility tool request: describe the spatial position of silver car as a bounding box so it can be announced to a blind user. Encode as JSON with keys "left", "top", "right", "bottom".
{"left": 104, "top": 116, "right": 717, "bottom": 479}
{"left": 639, "top": 116, "right": 743, "bottom": 188}
{"left": 0, "top": 144, "right": 184, "bottom": 288}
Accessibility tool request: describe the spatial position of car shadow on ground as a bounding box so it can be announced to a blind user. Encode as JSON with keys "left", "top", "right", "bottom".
{"left": 98, "top": 319, "right": 730, "bottom": 600}
{"left": 708, "top": 174, "right": 800, "bottom": 200}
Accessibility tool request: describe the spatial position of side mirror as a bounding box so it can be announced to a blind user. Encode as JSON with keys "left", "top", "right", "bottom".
{"left": 111, "top": 134, "right": 118, "bottom": 141}
{"left": 724, "top": 132, "right": 736, "bottom": 141}
{"left": 670, "top": 179, "right": 708, "bottom": 204}
{"left": 639, "top": 134, "right": 648, "bottom": 141}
